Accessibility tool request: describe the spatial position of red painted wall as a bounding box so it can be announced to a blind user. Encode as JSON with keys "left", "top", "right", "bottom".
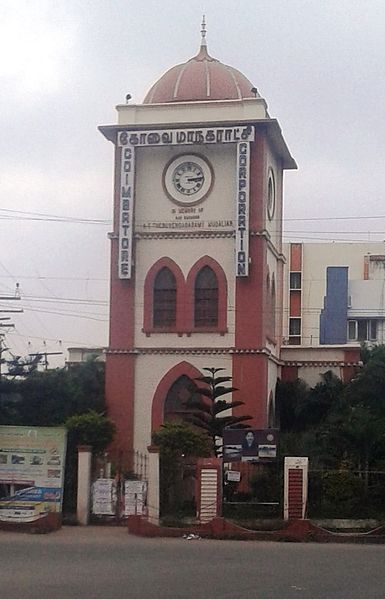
{"left": 235, "top": 132, "right": 267, "bottom": 348}
{"left": 290, "top": 243, "right": 302, "bottom": 272}
{"left": 232, "top": 131, "right": 275, "bottom": 427}
{"left": 232, "top": 354, "right": 268, "bottom": 427}
{"left": 290, "top": 291, "right": 301, "bottom": 317}
{"left": 105, "top": 353, "right": 136, "bottom": 469}
{"left": 105, "top": 145, "right": 136, "bottom": 464}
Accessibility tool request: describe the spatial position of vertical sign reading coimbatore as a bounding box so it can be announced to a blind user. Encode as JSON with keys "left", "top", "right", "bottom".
{"left": 118, "top": 132, "right": 135, "bottom": 279}
{"left": 236, "top": 142, "right": 250, "bottom": 276}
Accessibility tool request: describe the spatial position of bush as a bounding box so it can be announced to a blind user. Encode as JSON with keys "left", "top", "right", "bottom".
{"left": 65, "top": 410, "right": 115, "bottom": 454}
{"left": 308, "top": 470, "right": 366, "bottom": 518}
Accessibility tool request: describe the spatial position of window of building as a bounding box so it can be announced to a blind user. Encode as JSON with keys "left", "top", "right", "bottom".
{"left": 194, "top": 266, "right": 218, "bottom": 327}
{"left": 348, "top": 319, "right": 377, "bottom": 342}
{"left": 289, "top": 317, "right": 301, "bottom": 337}
{"left": 290, "top": 272, "right": 302, "bottom": 290}
{"left": 164, "top": 375, "right": 198, "bottom": 422}
{"left": 153, "top": 267, "right": 177, "bottom": 328}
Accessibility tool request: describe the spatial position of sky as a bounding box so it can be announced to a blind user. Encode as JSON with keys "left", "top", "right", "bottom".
{"left": 0, "top": 0, "right": 385, "bottom": 368}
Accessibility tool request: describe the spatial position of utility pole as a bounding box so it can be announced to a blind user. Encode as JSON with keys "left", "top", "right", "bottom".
{"left": 0, "top": 335, "right": 9, "bottom": 381}
{"left": 0, "top": 284, "right": 23, "bottom": 379}
{"left": 29, "top": 351, "right": 63, "bottom": 370}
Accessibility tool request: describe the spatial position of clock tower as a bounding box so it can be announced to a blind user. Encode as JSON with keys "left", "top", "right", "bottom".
{"left": 99, "top": 21, "right": 296, "bottom": 466}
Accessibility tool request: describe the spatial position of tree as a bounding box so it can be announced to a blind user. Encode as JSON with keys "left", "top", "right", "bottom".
{"left": 337, "top": 346, "right": 385, "bottom": 476}
{"left": 5, "top": 354, "right": 43, "bottom": 377}
{"left": 185, "top": 367, "right": 252, "bottom": 457}
{"left": 64, "top": 410, "right": 116, "bottom": 455}
{"left": 0, "top": 359, "right": 105, "bottom": 426}
{"left": 276, "top": 371, "right": 344, "bottom": 434}
{"left": 276, "top": 378, "right": 310, "bottom": 433}
{"left": 152, "top": 421, "right": 212, "bottom": 460}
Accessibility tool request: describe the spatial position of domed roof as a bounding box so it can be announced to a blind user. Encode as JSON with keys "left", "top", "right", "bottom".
{"left": 143, "top": 21, "right": 257, "bottom": 104}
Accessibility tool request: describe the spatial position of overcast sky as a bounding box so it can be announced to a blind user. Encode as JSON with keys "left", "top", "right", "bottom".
{"left": 1, "top": 0, "right": 384, "bottom": 368}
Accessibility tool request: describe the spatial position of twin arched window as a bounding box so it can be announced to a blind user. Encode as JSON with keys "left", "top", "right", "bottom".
{"left": 145, "top": 258, "right": 225, "bottom": 333}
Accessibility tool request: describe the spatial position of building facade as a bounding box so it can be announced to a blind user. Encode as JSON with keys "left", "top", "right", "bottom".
{"left": 99, "top": 29, "right": 296, "bottom": 464}
{"left": 281, "top": 242, "right": 385, "bottom": 386}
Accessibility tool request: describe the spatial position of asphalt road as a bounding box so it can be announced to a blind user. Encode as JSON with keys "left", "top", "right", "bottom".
{"left": 1, "top": 525, "right": 385, "bottom": 598}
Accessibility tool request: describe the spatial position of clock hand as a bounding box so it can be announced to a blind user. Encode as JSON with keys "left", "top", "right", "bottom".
{"left": 186, "top": 176, "right": 203, "bottom": 182}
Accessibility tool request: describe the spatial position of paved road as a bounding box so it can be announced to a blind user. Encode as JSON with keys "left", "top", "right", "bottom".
{"left": 1, "top": 525, "right": 385, "bottom": 598}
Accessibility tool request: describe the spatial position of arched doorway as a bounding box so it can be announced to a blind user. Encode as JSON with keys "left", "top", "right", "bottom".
{"left": 151, "top": 361, "right": 203, "bottom": 432}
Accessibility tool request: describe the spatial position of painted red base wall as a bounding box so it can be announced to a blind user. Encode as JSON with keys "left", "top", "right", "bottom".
{"left": 232, "top": 354, "right": 268, "bottom": 427}
{"left": 105, "top": 353, "right": 135, "bottom": 469}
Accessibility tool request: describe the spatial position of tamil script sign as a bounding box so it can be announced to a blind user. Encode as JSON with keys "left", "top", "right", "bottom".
{"left": 92, "top": 478, "right": 117, "bottom": 516}
{"left": 0, "top": 426, "right": 67, "bottom": 523}
{"left": 124, "top": 480, "right": 147, "bottom": 516}
{"left": 116, "top": 125, "right": 255, "bottom": 279}
{"left": 117, "top": 126, "right": 254, "bottom": 148}
{"left": 223, "top": 429, "right": 278, "bottom": 462}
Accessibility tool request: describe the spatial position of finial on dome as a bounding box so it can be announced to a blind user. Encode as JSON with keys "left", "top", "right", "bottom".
{"left": 200, "top": 15, "right": 207, "bottom": 47}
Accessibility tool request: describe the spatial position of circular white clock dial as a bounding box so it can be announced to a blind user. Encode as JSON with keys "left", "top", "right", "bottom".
{"left": 267, "top": 169, "right": 276, "bottom": 221}
{"left": 164, "top": 154, "right": 213, "bottom": 205}
{"left": 172, "top": 161, "right": 205, "bottom": 196}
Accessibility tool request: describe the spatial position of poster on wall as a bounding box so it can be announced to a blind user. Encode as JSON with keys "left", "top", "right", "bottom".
{"left": 0, "top": 426, "right": 67, "bottom": 523}
{"left": 92, "top": 478, "right": 117, "bottom": 515}
{"left": 124, "top": 480, "right": 147, "bottom": 516}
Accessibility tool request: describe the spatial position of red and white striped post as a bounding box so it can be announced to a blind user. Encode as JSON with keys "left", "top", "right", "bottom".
{"left": 284, "top": 457, "right": 308, "bottom": 520}
{"left": 196, "top": 458, "right": 222, "bottom": 523}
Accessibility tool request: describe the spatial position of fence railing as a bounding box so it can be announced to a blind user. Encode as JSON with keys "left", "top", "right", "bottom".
{"left": 308, "top": 469, "right": 385, "bottom": 519}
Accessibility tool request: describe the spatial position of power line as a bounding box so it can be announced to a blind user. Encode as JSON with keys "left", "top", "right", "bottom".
{"left": 20, "top": 295, "right": 108, "bottom": 306}
{"left": 0, "top": 275, "right": 108, "bottom": 281}
{"left": 0, "top": 208, "right": 110, "bottom": 225}
{"left": 4, "top": 206, "right": 385, "bottom": 225}
{"left": 19, "top": 306, "right": 107, "bottom": 321}
{"left": 285, "top": 215, "right": 385, "bottom": 222}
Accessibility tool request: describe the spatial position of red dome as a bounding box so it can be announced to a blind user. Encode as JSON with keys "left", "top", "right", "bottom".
{"left": 143, "top": 43, "right": 257, "bottom": 104}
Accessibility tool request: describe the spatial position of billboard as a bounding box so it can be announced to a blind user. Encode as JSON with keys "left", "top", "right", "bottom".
{"left": 223, "top": 429, "right": 278, "bottom": 462}
{"left": 0, "top": 426, "right": 67, "bottom": 523}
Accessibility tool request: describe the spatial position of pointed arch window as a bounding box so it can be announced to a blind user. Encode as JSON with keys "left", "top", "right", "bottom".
{"left": 194, "top": 266, "right": 218, "bottom": 327}
{"left": 153, "top": 267, "right": 177, "bottom": 328}
{"left": 164, "top": 375, "right": 198, "bottom": 422}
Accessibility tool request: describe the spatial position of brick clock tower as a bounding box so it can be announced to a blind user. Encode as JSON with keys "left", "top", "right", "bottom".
{"left": 99, "top": 22, "right": 296, "bottom": 466}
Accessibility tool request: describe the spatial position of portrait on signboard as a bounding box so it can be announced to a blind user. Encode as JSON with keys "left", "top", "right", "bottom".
{"left": 242, "top": 431, "right": 258, "bottom": 456}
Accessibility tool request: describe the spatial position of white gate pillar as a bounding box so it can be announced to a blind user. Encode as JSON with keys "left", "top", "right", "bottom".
{"left": 147, "top": 445, "right": 160, "bottom": 525}
{"left": 77, "top": 445, "right": 92, "bottom": 525}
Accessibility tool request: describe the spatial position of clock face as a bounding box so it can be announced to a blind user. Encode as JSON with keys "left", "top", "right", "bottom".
{"left": 267, "top": 169, "right": 276, "bottom": 221}
{"left": 163, "top": 154, "right": 213, "bottom": 205}
{"left": 173, "top": 161, "right": 205, "bottom": 196}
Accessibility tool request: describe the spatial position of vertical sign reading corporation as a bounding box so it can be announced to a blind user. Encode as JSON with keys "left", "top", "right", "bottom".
{"left": 236, "top": 142, "right": 250, "bottom": 276}
{"left": 118, "top": 131, "right": 135, "bottom": 279}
